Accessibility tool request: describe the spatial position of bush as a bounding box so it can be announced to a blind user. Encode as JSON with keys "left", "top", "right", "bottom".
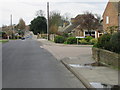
{"left": 85, "top": 36, "right": 93, "bottom": 42}
{"left": 93, "top": 43, "right": 100, "bottom": 48}
{"left": 95, "top": 33, "right": 112, "bottom": 50}
{"left": 64, "top": 41, "right": 67, "bottom": 44}
{"left": 54, "top": 36, "right": 65, "bottom": 43}
{"left": 79, "top": 39, "right": 88, "bottom": 44}
{"left": 94, "top": 32, "right": 120, "bottom": 53}
{"left": 62, "top": 33, "right": 69, "bottom": 38}
{"left": 66, "top": 37, "right": 77, "bottom": 44}
{"left": 110, "top": 32, "right": 120, "bottom": 53}
{"left": 89, "top": 38, "right": 98, "bottom": 45}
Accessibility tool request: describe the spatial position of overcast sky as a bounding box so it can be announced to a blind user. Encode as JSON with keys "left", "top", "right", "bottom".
{"left": 0, "top": 0, "right": 109, "bottom": 27}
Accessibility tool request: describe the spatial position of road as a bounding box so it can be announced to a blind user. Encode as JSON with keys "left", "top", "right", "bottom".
{"left": 0, "top": 43, "right": 2, "bottom": 89}
{"left": 2, "top": 40, "right": 85, "bottom": 88}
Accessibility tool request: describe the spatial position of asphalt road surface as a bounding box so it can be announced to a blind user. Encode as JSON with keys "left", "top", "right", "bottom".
{"left": 0, "top": 43, "right": 2, "bottom": 89}
{"left": 2, "top": 40, "right": 85, "bottom": 88}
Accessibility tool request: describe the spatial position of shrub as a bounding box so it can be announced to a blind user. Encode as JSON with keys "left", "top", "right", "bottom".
{"left": 110, "top": 32, "right": 120, "bottom": 53}
{"left": 62, "top": 33, "right": 69, "bottom": 38}
{"left": 79, "top": 39, "right": 88, "bottom": 44}
{"left": 96, "top": 33, "right": 112, "bottom": 50}
{"left": 64, "top": 41, "right": 67, "bottom": 44}
{"left": 93, "top": 43, "right": 101, "bottom": 48}
{"left": 66, "top": 37, "right": 77, "bottom": 44}
{"left": 89, "top": 38, "right": 98, "bottom": 45}
{"left": 85, "top": 36, "right": 93, "bottom": 42}
{"left": 54, "top": 36, "right": 65, "bottom": 43}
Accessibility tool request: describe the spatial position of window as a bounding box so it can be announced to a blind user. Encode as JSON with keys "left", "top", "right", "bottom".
{"left": 106, "top": 16, "right": 109, "bottom": 24}
{"left": 84, "top": 31, "right": 95, "bottom": 38}
{"left": 91, "top": 31, "right": 95, "bottom": 34}
{"left": 85, "top": 31, "right": 88, "bottom": 34}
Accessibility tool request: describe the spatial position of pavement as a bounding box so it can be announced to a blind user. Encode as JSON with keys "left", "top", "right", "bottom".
{"left": 38, "top": 39, "right": 119, "bottom": 89}
{"left": 2, "top": 39, "right": 85, "bottom": 88}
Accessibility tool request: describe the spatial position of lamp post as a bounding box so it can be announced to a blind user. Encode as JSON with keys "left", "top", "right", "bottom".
{"left": 47, "top": 2, "right": 49, "bottom": 40}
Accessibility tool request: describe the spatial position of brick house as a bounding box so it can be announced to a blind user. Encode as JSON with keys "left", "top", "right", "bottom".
{"left": 103, "top": 0, "right": 120, "bottom": 32}
{"left": 58, "top": 15, "right": 103, "bottom": 38}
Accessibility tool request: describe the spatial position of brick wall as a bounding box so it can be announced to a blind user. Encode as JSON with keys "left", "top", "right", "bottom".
{"left": 103, "top": 2, "right": 119, "bottom": 31}
{"left": 92, "top": 47, "right": 120, "bottom": 68}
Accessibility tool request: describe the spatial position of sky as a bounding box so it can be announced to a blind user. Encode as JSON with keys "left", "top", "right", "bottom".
{"left": 0, "top": 0, "right": 109, "bottom": 27}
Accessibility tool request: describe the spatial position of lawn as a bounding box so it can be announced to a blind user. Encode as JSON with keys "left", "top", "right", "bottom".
{"left": 0, "top": 40, "right": 9, "bottom": 43}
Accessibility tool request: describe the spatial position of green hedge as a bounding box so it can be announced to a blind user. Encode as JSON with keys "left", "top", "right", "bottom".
{"left": 79, "top": 38, "right": 97, "bottom": 45}
{"left": 94, "top": 32, "right": 120, "bottom": 53}
{"left": 66, "top": 37, "right": 77, "bottom": 44}
{"left": 85, "top": 36, "right": 93, "bottom": 42}
{"left": 54, "top": 36, "right": 66, "bottom": 43}
{"left": 94, "top": 33, "right": 111, "bottom": 50}
{"left": 79, "top": 39, "right": 88, "bottom": 44}
{"left": 89, "top": 38, "right": 98, "bottom": 44}
{"left": 110, "top": 32, "right": 120, "bottom": 53}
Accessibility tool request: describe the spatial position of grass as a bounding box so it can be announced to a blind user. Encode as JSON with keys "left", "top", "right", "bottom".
{"left": 0, "top": 38, "right": 18, "bottom": 43}
{"left": 0, "top": 40, "right": 9, "bottom": 43}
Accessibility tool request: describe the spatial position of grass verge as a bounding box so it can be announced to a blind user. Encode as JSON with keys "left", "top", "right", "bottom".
{"left": 0, "top": 40, "right": 9, "bottom": 43}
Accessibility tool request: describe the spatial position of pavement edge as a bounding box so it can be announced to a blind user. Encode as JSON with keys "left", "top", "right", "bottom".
{"left": 61, "top": 59, "right": 96, "bottom": 90}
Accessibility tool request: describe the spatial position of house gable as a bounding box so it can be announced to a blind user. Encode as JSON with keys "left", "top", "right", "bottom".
{"left": 103, "top": 1, "right": 119, "bottom": 31}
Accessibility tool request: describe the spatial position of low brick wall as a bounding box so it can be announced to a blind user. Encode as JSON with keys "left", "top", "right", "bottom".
{"left": 92, "top": 47, "right": 120, "bottom": 68}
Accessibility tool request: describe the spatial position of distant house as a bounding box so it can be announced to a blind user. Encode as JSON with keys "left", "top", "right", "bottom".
{"left": 73, "top": 25, "right": 103, "bottom": 38}
{"left": 25, "top": 25, "right": 30, "bottom": 31}
{"left": 103, "top": 0, "right": 120, "bottom": 32}
{"left": 0, "top": 27, "right": 2, "bottom": 39}
{"left": 0, "top": 27, "right": 2, "bottom": 32}
{"left": 59, "top": 15, "right": 103, "bottom": 38}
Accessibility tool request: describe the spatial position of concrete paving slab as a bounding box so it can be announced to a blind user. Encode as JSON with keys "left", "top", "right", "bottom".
{"left": 38, "top": 39, "right": 119, "bottom": 89}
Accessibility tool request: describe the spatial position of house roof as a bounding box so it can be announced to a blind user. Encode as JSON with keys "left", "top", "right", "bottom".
{"left": 109, "top": 0, "right": 120, "bottom": 2}
{"left": 64, "top": 24, "right": 78, "bottom": 33}
{"left": 58, "top": 24, "right": 78, "bottom": 33}
{"left": 60, "top": 13, "right": 103, "bottom": 33}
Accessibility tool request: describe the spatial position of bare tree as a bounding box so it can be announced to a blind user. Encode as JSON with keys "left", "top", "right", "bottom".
{"left": 36, "top": 10, "right": 45, "bottom": 17}
{"left": 49, "top": 11, "right": 62, "bottom": 34}
{"left": 75, "top": 11, "right": 101, "bottom": 36}
{"left": 63, "top": 13, "right": 71, "bottom": 21}
{"left": 2, "top": 25, "right": 15, "bottom": 38}
{"left": 17, "top": 18, "right": 26, "bottom": 36}
{"left": 61, "top": 13, "right": 70, "bottom": 27}
{"left": 18, "top": 18, "right": 26, "bottom": 30}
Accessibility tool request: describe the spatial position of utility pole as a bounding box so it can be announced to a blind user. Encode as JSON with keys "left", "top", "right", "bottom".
{"left": 47, "top": 2, "right": 50, "bottom": 40}
{"left": 10, "top": 14, "right": 13, "bottom": 30}
{"left": 118, "top": 1, "right": 120, "bottom": 31}
{"left": 10, "top": 14, "right": 15, "bottom": 39}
